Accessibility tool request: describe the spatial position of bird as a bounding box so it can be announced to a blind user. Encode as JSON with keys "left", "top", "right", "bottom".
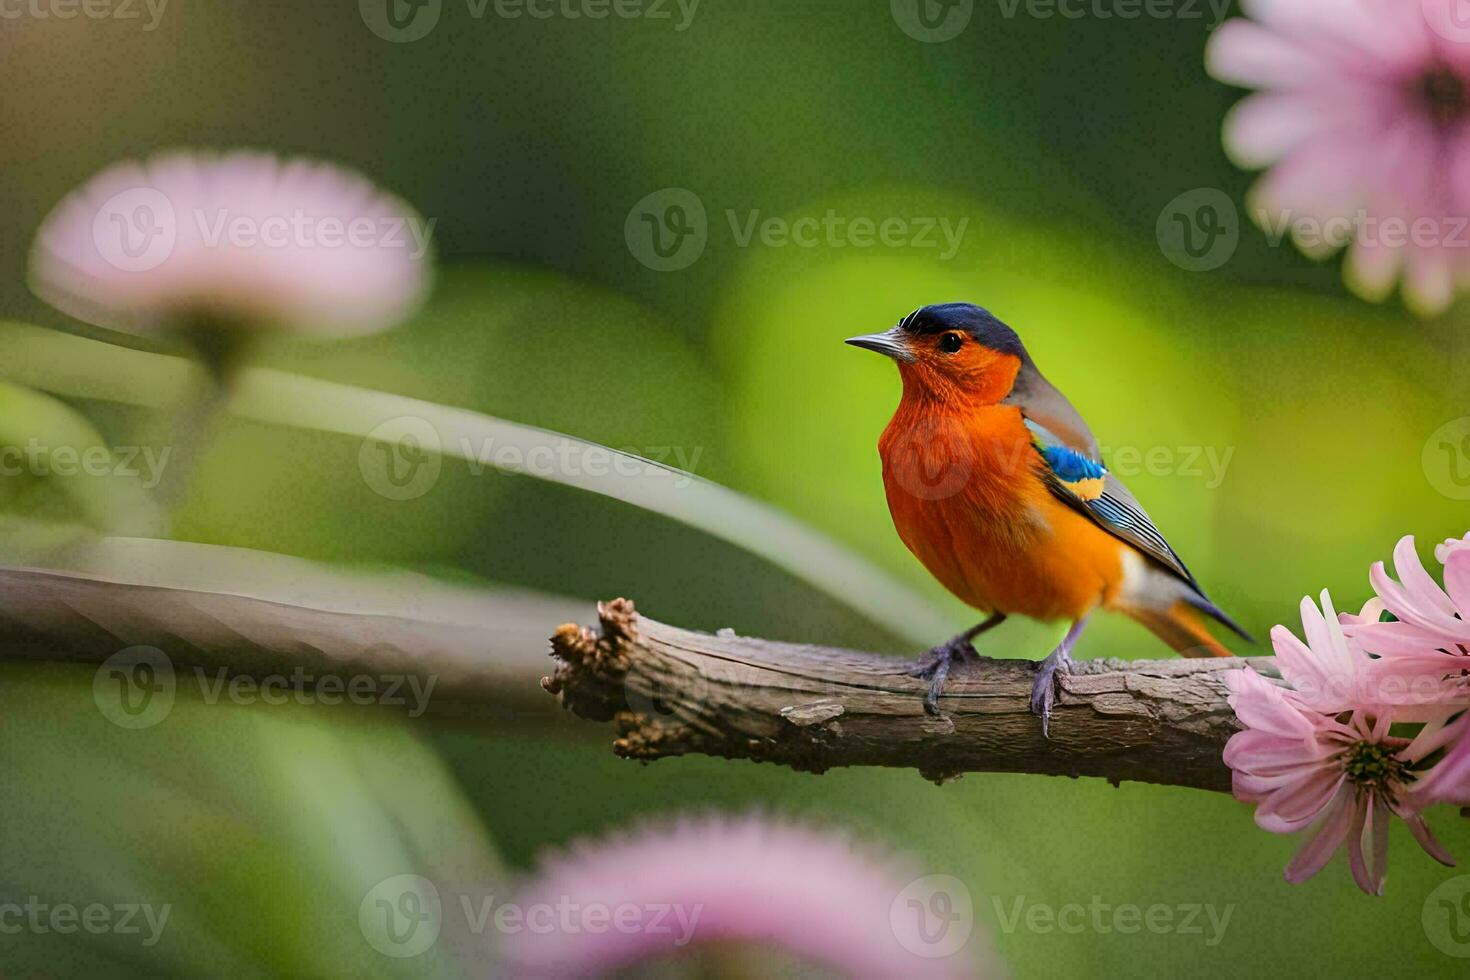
{"left": 846, "top": 302, "right": 1251, "bottom": 733}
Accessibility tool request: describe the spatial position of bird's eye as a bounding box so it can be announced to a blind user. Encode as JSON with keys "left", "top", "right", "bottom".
{"left": 938, "top": 332, "right": 964, "bottom": 354}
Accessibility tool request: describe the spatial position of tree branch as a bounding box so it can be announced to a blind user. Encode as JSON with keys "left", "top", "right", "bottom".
{"left": 543, "top": 600, "right": 1274, "bottom": 792}
{"left": 0, "top": 536, "right": 587, "bottom": 719}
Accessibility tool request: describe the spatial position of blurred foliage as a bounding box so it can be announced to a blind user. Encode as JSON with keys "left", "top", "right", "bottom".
{"left": 2, "top": 2, "right": 1469, "bottom": 978}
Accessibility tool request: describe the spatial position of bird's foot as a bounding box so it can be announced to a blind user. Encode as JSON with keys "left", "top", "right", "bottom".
{"left": 1029, "top": 645, "right": 1073, "bottom": 738}
{"left": 907, "top": 637, "right": 979, "bottom": 716}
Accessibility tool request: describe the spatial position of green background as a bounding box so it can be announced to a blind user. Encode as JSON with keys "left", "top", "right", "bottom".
{"left": 1, "top": 1, "right": 1468, "bottom": 976}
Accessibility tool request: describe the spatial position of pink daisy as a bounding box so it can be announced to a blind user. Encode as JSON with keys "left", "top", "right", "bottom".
{"left": 29, "top": 150, "right": 431, "bottom": 342}
{"left": 1206, "top": 1, "right": 1470, "bottom": 315}
{"left": 1268, "top": 590, "right": 1374, "bottom": 713}
{"left": 500, "top": 813, "right": 987, "bottom": 978}
{"left": 1342, "top": 535, "right": 1470, "bottom": 708}
{"left": 1224, "top": 667, "right": 1456, "bottom": 895}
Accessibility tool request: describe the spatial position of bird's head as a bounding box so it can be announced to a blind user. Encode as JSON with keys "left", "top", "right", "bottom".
{"left": 846, "top": 303, "right": 1030, "bottom": 404}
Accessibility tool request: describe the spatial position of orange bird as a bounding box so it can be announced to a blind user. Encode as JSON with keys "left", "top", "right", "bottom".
{"left": 847, "top": 303, "right": 1250, "bottom": 731}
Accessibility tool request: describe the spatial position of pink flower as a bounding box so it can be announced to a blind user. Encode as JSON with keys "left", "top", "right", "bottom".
{"left": 1435, "top": 531, "right": 1470, "bottom": 564}
{"left": 1224, "top": 667, "right": 1456, "bottom": 895}
{"left": 1268, "top": 591, "right": 1372, "bottom": 712}
{"left": 30, "top": 150, "right": 431, "bottom": 339}
{"left": 500, "top": 814, "right": 988, "bottom": 978}
{"left": 1342, "top": 535, "right": 1470, "bottom": 709}
{"left": 1415, "top": 713, "right": 1470, "bottom": 806}
{"left": 1206, "top": 2, "right": 1470, "bottom": 315}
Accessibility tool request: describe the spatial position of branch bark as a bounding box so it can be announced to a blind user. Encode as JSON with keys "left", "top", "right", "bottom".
{"left": 543, "top": 600, "right": 1275, "bottom": 792}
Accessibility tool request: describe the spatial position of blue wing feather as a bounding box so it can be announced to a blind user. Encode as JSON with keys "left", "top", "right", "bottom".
{"left": 1025, "top": 417, "right": 1198, "bottom": 587}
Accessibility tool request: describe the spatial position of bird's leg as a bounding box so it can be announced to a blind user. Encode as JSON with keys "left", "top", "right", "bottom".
{"left": 1030, "top": 615, "right": 1091, "bottom": 737}
{"left": 908, "top": 613, "right": 1006, "bottom": 716}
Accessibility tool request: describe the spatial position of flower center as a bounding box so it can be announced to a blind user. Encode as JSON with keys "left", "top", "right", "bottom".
{"left": 1342, "top": 741, "right": 1409, "bottom": 792}
{"left": 1419, "top": 66, "right": 1468, "bottom": 125}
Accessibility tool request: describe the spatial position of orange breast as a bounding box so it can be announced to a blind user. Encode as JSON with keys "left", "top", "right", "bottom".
{"left": 878, "top": 401, "right": 1125, "bottom": 622}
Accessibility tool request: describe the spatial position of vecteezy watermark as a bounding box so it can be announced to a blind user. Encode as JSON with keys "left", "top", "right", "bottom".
{"left": 1424, "top": 417, "right": 1470, "bottom": 501}
{"left": 0, "top": 440, "right": 171, "bottom": 490}
{"left": 358, "top": 416, "right": 703, "bottom": 502}
{"left": 994, "top": 0, "right": 1230, "bottom": 29}
{"left": 890, "top": 875, "right": 975, "bottom": 959}
{"left": 0, "top": 897, "right": 171, "bottom": 947}
{"left": 92, "top": 647, "right": 438, "bottom": 730}
{"left": 1096, "top": 443, "right": 1234, "bottom": 489}
{"left": 991, "top": 896, "right": 1234, "bottom": 945}
{"left": 358, "top": 876, "right": 703, "bottom": 958}
{"left": 625, "top": 187, "right": 970, "bottom": 272}
{"left": 1255, "top": 208, "right": 1470, "bottom": 254}
{"left": 1156, "top": 188, "right": 1240, "bottom": 272}
{"left": 359, "top": 0, "right": 699, "bottom": 43}
{"left": 1423, "top": 874, "right": 1470, "bottom": 957}
{"left": 0, "top": 0, "right": 167, "bottom": 30}
{"left": 90, "top": 188, "right": 436, "bottom": 273}
{"left": 891, "top": 0, "right": 974, "bottom": 43}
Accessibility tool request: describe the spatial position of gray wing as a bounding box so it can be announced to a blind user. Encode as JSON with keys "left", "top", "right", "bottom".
{"left": 1004, "top": 359, "right": 1200, "bottom": 590}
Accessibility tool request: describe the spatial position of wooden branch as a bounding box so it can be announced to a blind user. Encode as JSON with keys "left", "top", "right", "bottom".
{"left": 0, "top": 537, "right": 589, "bottom": 720}
{"left": 543, "top": 600, "right": 1276, "bottom": 792}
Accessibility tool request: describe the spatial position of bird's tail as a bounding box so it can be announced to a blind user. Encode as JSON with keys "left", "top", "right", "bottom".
{"left": 1124, "top": 601, "right": 1237, "bottom": 658}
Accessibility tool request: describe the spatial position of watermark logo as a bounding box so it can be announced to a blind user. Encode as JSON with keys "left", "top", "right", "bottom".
{"left": 626, "top": 188, "right": 708, "bottom": 272}
{"left": 1157, "top": 188, "right": 1239, "bottom": 272}
{"left": 360, "top": 416, "right": 444, "bottom": 502}
{"left": 1423, "top": 874, "right": 1470, "bottom": 957}
{"left": 92, "top": 187, "right": 176, "bottom": 273}
{"left": 89, "top": 193, "right": 436, "bottom": 273}
{"left": 993, "top": 0, "right": 1229, "bottom": 29}
{"left": 360, "top": 0, "right": 443, "bottom": 42}
{"left": 1256, "top": 208, "right": 1470, "bottom": 254}
{"left": 1424, "top": 417, "right": 1470, "bottom": 501}
{"left": 890, "top": 874, "right": 974, "bottom": 958}
{"left": 626, "top": 189, "right": 971, "bottom": 271}
{"left": 0, "top": 896, "right": 171, "bottom": 947}
{"left": 93, "top": 646, "right": 175, "bottom": 730}
{"left": 360, "top": 0, "right": 698, "bottom": 43}
{"left": 1424, "top": 0, "right": 1470, "bottom": 44}
{"left": 892, "top": 0, "right": 973, "bottom": 43}
{"left": 1097, "top": 443, "right": 1234, "bottom": 490}
{"left": 358, "top": 417, "right": 704, "bottom": 500}
{"left": 0, "top": 0, "right": 169, "bottom": 30}
{"left": 360, "top": 875, "right": 443, "bottom": 958}
{"left": 0, "top": 439, "right": 171, "bottom": 489}
{"left": 94, "top": 653, "right": 438, "bottom": 728}
{"left": 358, "top": 877, "right": 705, "bottom": 958}
{"left": 727, "top": 209, "right": 968, "bottom": 260}
{"left": 992, "top": 896, "right": 1233, "bottom": 944}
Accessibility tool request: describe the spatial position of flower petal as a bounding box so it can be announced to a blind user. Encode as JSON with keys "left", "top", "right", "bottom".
{"left": 1345, "top": 796, "right": 1382, "bottom": 895}
{"left": 1445, "top": 549, "right": 1470, "bottom": 613}
{"left": 1284, "top": 788, "right": 1355, "bottom": 884}
{"left": 1404, "top": 814, "right": 1457, "bottom": 868}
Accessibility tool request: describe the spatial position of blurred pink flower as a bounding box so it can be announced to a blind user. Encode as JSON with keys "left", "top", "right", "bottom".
{"left": 1342, "top": 535, "right": 1470, "bottom": 708}
{"left": 30, "top": 150, "right": 431, "bottom": 338}
{"left": 500, "top": 813, "right": 986, "bottom": 978}
{"left": 1206, "top": 1, "right": 1470, "bottom": 315}
{"left": 1224, "top": 667, "right": 1456, "bottom": 895}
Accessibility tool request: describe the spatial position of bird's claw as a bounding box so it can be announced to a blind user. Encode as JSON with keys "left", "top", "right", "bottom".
{"left": 907, "top": 639, "right": 978, "bottom": 716}
{"left": 1029, "top": 648, "right": 1072, "bottom": 738}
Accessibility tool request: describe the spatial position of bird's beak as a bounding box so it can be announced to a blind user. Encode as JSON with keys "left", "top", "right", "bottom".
{"left": 844, "top": 326, "right": 914, "bottom": 362}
